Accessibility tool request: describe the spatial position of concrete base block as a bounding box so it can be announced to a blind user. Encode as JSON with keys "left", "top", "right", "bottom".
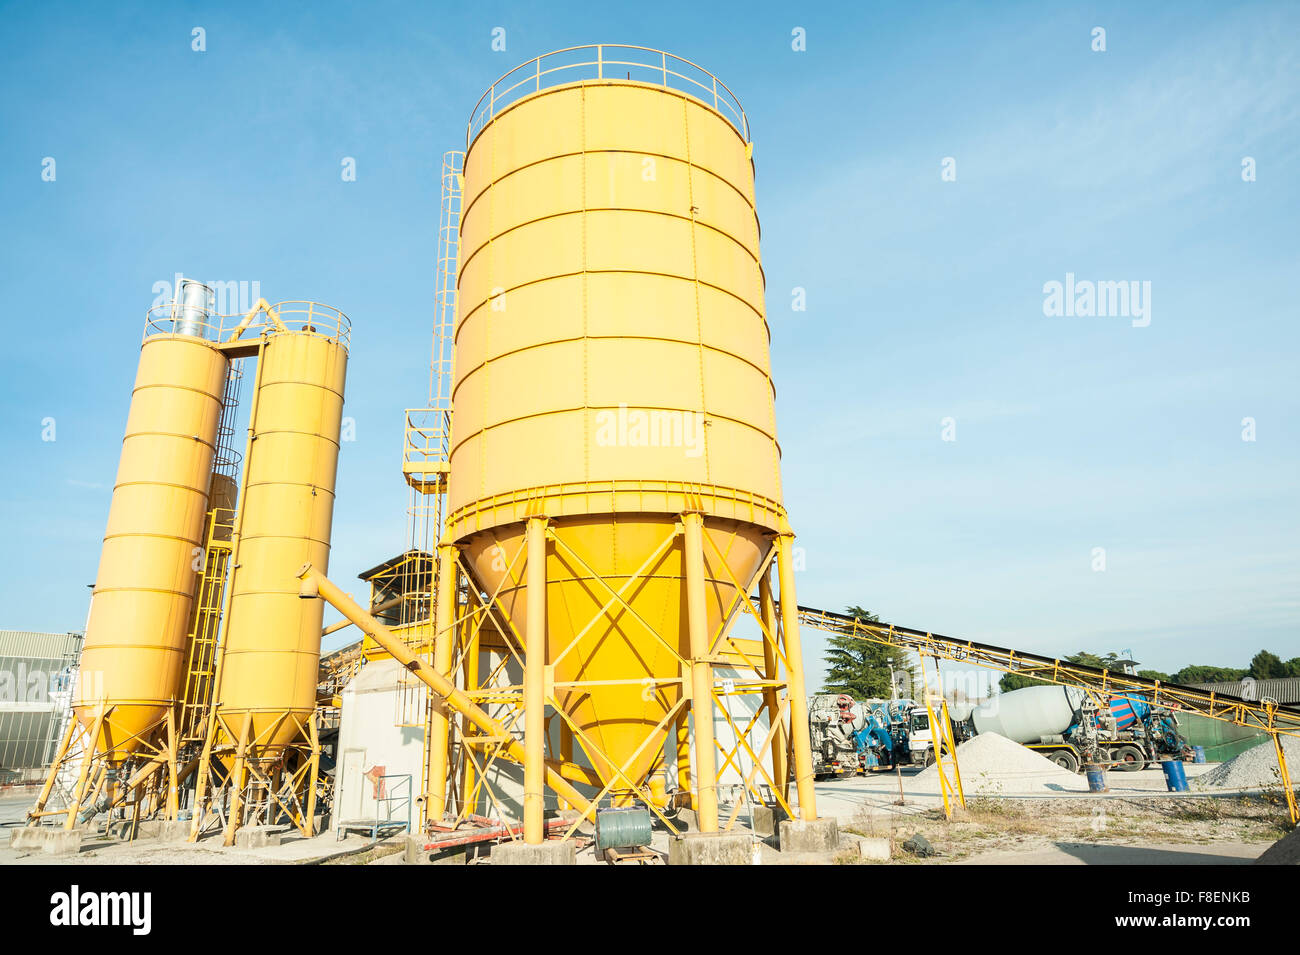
{"left": 852, "top": 836, "right": 891, "bottom": 861}
{"left": 404, "top": 835, "right": 468, "bottom": 865}
{"left": 234, "top": 826, "right": 282, "bottom": 849}
{"left": 667, "top": 831, "right": 754, "bottom": 866}
{"left": 135, "top": 819, "right": 190, "bottom": 842}
{"left": 751, "top": 804, "right": 789, "bottom": 838}
{"left": 779, "top": 817, "right": 839, "bottom": 854}
{"left": 490, "top": 839, "right": 577, "bottom": 866}
{"left": 9, "top": 827, "right": 83, "bottom": 856}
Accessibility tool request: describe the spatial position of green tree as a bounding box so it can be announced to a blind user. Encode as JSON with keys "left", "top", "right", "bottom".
{"left": 1137, "top": 668, "right": 1172, "bottom": 682}
{"left": 1249, "top": 650, "right": 1286, "bottom": 680}
{"left": 997, "top": 650, "right": 1126, "bottom": 693}
{"left": 822, "top": 606, "right": 916, "bottom": 699}
{"left": 1171, "top": 664, "right": 1247, "bottom": 684}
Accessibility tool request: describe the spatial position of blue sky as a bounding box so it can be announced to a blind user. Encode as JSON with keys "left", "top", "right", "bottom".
{"left": 1, "top": 1, "right": 1296, "bottom": 688}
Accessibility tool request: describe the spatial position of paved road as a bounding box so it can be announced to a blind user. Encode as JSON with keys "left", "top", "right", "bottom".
{"left": 957, "top": 841, "right": 1264, "bottom": 865}
{"left": 0, "top": 794, "right": 33, "bottom": 827}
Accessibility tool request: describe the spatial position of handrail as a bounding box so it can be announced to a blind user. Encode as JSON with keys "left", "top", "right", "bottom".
{"left": 143, "top": 300, "right": 351, "bottom": 352}
{"left": 467, "top": 44, "right": 749, "bottom": 147}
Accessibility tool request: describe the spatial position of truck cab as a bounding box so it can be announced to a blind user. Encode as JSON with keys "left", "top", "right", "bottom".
{"left": 906, "top": 707, "right": 937, "bottom": 767}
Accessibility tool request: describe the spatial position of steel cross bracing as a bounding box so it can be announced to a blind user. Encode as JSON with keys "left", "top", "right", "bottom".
{"left": 790, "top": 604, "right": 1300, "bottom": 737}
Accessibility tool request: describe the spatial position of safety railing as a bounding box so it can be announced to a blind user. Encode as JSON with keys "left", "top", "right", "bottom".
{"left": 143, "top": 300, "right": 352, "bottom": 351}
{"left": 467, "top": 44, "right": 749, "bottom": 146}
{"left": 402, "top": 407, "right": 452, "bottom": 494}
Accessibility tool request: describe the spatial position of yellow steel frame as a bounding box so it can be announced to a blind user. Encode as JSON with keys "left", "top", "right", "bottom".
{"left": 188, "top": 709, "right": 321, "bottom": 845}
{"left": 26, "top": 703, "right": 183, "bottom": 830}
{"left": 405, "top": 519, "right": 821, "bottom": 847}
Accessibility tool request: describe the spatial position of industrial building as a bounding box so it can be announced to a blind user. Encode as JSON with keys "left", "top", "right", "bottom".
{"left": 0, "top": 631, "right": 81, "bottom": 785}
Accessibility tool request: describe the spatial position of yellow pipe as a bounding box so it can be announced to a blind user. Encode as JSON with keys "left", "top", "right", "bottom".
{"left": 426, "top": 544, "right": 457, "bottom": 820}
{"left": 524, "top": 517, "right": 548, "bottom": 843}
{"left": 683, "top": 512, "right": 719, "bottom": 832}
{"left": 297, "top": 563, "right": 592, "bottom": 818}
{"left": 776, "top": 534, "right": 818, "bottom": 821}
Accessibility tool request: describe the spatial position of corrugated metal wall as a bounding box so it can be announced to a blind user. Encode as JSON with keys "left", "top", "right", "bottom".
{"left": 1187, "top": 678, "right": 1300, "bottom": 705}
{"left": 0, "top": 630, "right": 83, "bottom": 780}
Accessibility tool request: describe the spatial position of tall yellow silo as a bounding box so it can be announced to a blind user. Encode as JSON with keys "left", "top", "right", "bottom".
{"left": 438, "top": 46, "right": 820, "bottom": 839}
{"left": 213, "top": 325, "right": 348, "bottom": 751}
{"left": 77, "top": 312, "right": 229, "bottom": 761}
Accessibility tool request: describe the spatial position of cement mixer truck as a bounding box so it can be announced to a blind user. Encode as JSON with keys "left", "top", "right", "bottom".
{"left": 808, "top": 694, "right": 939, "bottom": 777}
{"left": 956, "top": 685, "right": 1191, "bottom": 772}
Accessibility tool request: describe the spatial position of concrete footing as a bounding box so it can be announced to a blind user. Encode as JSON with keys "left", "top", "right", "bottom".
{"left": 234, "top": 826, "right": 283, "bottom": 849}
{"left": 848, "top": 835, "right": 891, "bottom": 861}
{"left": 490, "top": 839, "right": 576, "bottom": 865}
{"left": 779, "top": 817, "right": 839, "bottom": 854}
{"left": 135, "top": 819, "right": 190, "bottom": 842}
{"left": 751, "top": 804, "right": 789, "bottom": 838}
{"left": 404, "top": 835, "right": 468, "bottom": 865}
{"left": 667, "top": 831, "right": 754, "bottom": 865}
{"left": 9, "top": 826, "right": 83, "bottom": 856}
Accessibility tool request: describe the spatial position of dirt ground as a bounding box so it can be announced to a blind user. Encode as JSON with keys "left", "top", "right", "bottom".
{"left": 838, "top": 792, "right": 1293, "bottom": 865}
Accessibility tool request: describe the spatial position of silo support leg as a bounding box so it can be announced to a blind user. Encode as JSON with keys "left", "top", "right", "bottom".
{"left": 776, "top": 533, "right": 819, "bottom": 822}
{"left": 759, "top": 572, "right": 788, "bottom": 801}
{"left": 683, "top": 512, "right": 719, "bottom": 832}
{"left": 164, "top": 710, "right": 179, "bottom": 821}
{"left": 427, "top": 543, "right": 458, "bottom": 821}
{"left": 28, "top": 715, "right": 77, "bottom": 824}
{"left": 524, "top": 516, "right": 549, "bottom": 844}
{"left": 304, "top": 717, "right": 321, "bottom": 836}
{"left": 64, "top": 702, "right": 106, "bottom": 831}
{"left": 222, "top": 713, "right": 253, "bottom": 847}
{"left": 459, "top": 614, "right": 480, "bottom": 814}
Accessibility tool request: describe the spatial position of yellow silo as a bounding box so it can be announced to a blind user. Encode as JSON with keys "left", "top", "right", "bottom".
{"left": 213, "top": 322, "right": 348, "bottom": 752}
{"left": 446, "top": 48, "right": 791, "bottom": 818}
{"left": 77, "top": 313, "right": 229, "bottom": 760}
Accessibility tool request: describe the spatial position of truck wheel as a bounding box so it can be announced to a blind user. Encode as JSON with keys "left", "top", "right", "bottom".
{"left": 1050, "top": 751, "right": 1079, "bottom": 773}
{"left": 1112, "top": 746, "right": 1145, "bottom": 772}
{"left": 923, "top": 749, "right": 937, "bottom": 768}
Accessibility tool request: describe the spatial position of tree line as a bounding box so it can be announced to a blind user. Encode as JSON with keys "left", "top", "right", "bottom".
{"left": 999, "top": 650, "right": 1300, "bottom": 693}
{"left": 817, "top": 604, "right": 1298, "bottom": 699}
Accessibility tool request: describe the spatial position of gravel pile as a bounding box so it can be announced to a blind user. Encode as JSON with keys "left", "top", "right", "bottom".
{"left": 1194, "top": 735, "right": 1300, "bottom": 791}
{"left": 1255, "top": 828, "right": 1300, "bottom": 865}
{"left": 915, "top": 732, "right": 1087, "bottom": 794}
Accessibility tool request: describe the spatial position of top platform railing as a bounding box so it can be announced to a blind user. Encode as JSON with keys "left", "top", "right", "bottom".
{"left": 143, "top": 300, "right": 351, "bottom": 352}
{"left": 467, "top": 44, "right": 750, "bottom": 147}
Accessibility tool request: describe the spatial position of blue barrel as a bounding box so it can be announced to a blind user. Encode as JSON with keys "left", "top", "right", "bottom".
{"left": 1085, "top": 765, "right": 1108, "bottom": 793}
{"left": 1161, "top": 758, "right": 1189, "bottom": 792}
{"left": 1192, "top": 746, "right": 1206, "bottom": 764}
